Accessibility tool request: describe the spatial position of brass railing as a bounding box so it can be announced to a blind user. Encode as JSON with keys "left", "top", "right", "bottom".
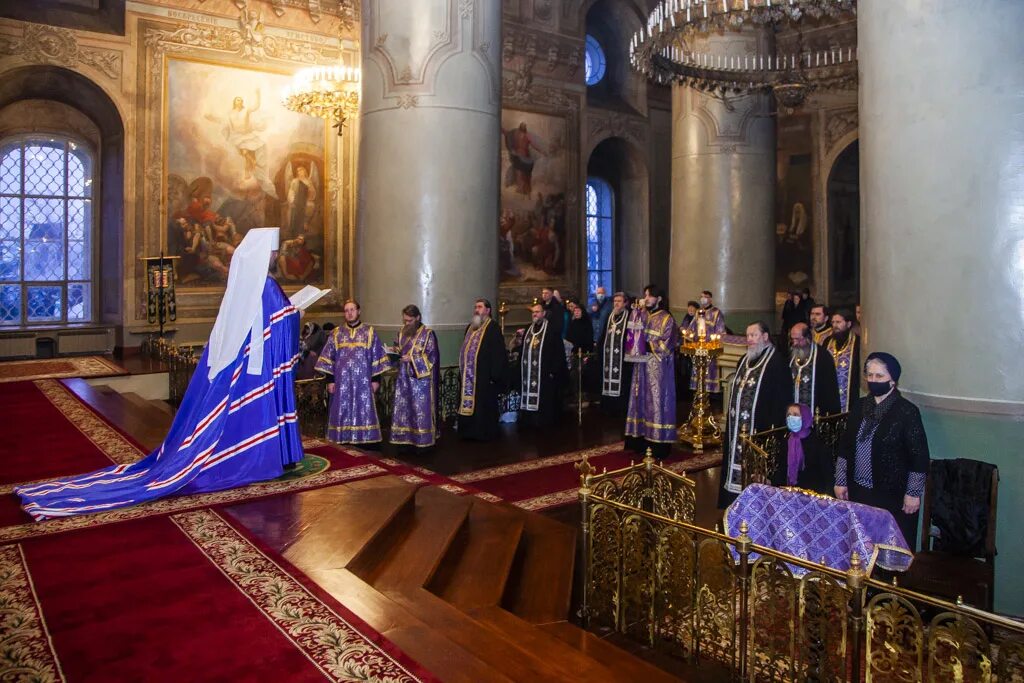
{"left": 578, "top": 452, "right": 1024, "bottom": 682}
{"left": 739, "top": 411, "right": 849, "bottom": 488}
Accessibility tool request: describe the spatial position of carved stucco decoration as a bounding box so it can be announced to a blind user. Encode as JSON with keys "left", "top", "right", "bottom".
{"left": 209, "top": 0, "right": 359, "bottom": 28}
{"left": 364, "top": 0, "right": 499, "bottom": 109}
{"left": 688, "top": 87, "right": 766, "bottom": 149}
{"left": 587, "top": 111, "right": 648, "bottom": 151}
{"left": 0, "top": 23, "right": 123, "bottom": 81}
{"left": 502, "top": 25, "right": 582, "bottom": 76}
{"left": 824, "top": 108, "right": 858, "bottom": 152}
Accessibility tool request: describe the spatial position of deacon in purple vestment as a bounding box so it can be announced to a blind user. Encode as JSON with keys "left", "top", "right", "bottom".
{"left": 390, "top": 305, "right": 440, "bottom": 449}
{"left": 625, "top": 285, "right": 681, "bottom": 459}
{"left": 315, "top": 299, "right": 393, "bottom": 445}
{"left": 684, "top": 290, "right": 726, "bottom": 392}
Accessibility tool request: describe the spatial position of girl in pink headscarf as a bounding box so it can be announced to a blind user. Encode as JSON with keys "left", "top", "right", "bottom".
{"left": 774, "top": 403, "right": 833, "bottom": 496}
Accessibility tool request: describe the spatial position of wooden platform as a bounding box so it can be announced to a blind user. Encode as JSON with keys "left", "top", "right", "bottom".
{"left": 56, "top": 376, "right": 710, "bottom": 681}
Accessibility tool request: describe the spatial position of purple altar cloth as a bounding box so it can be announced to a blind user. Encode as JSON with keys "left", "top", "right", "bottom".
{"left": 724, "top": 484, "right": 913, "bottom": 576}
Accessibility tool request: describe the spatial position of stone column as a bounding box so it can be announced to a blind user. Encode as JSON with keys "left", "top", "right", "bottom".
{"left": 668, "top": 33, "right": 776, "bottom": 330}
{"left": 357, "top": 0, "right": 501, "bottom": 360}
{"left": 860, "top": 0, "right": 1024, "bottom": 613}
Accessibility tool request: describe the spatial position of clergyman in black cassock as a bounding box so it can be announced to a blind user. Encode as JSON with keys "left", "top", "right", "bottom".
{"left": 518, "top": 303, "right": 567, "bottom": 428}
{"left": 456, "top": 299, "right": 508, "bottom": 442}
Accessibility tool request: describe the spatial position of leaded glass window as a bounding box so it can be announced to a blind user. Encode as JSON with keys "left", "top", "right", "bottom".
{"left": 585, "top": 178, "right": 613, "bottom": 296}
{"left": 585, "top": 35, "right": 607, "bottom": 86}
{"left": 0, "top": 136, "right": 94, "bottom": 326}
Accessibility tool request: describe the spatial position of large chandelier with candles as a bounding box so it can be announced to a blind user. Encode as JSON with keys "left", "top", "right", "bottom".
{"left": 630, "top": 0, "right": 857, "bottom": 106}
{"left": 283, "top": 65, "right": 360, "bottom": 136}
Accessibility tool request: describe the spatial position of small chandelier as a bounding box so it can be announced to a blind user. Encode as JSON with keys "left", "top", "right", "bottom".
{"left": 283, "top": 65, "right": 360, "bottom": 136}
{"left": 630, "top": 0, "right": 857, "bottom": 106}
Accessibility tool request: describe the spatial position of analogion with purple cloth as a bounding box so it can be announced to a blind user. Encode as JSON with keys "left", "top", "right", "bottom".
{"left": 390, "top": 324, "right": 440, "bottom": 447}
{"left": 725, "top": 484, "right": 914, "bottom": 576}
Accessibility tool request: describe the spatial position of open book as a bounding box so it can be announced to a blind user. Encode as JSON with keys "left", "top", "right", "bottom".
{"left": 288, "top": 285, "right": 332, "bottom": 311}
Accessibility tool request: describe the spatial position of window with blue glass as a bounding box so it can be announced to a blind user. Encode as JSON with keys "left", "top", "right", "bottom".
{"left": 585, "top": 178, "right": 613, "bottom": 296}
{"left": 584, "top": 35, "right": 606, "bottom": 86}
{"left": 0, "top": 136, "right": 94, "bottom": 326}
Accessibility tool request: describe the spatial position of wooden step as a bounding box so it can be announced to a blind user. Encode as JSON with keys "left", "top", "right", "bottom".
{"left": 388, "top": 590, "right": 636, "bottom": 682}
{"left": 63, "top": 379, "right": 168, "bottom": 450}
{"left": 351, "top": 486, "right": 472, "bottom": 591}
{"left": 303, "top": 568, "right": 515, "bottom": 683}
{"left": 539, "top": 620, "right": 682, "bottom": 682}
{"left": 502, "top": 512, "right": 577, "bottom": 624}
{"left": 148, "top": 398, "right": 175, "bottom": 416}
{"left": 223, "top": 476, "right": 419, "bottom": 565}
{"left": 427, "top": 499, "right": 525, "bottom": 610}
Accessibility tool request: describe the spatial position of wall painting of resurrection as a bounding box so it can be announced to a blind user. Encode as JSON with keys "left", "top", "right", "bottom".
{"left": 499, "top": 109, "right": 568, "bottom": 284}
{"left": 164, "top": 58, "right": 328, "bottom": 287}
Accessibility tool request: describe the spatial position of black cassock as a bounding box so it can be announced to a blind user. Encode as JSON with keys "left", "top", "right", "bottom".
{"left": 719, "top": 345, "right": 792, "bottom": 508}
{"left": 456, "top": 319, "right": 508, "bottom": 441}
{"left": 517, "top": 319, "right": 566, "bottom": 428}
{"left": 566, "top": 311, "right": 594, "bottom": 353}
{"left": 789, "top": 343, "right": 842, "bottom": 417}
{"left": 596, "top": 309, "right": 633, "bottom": 417}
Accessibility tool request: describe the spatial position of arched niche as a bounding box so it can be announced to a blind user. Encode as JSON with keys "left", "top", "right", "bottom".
{"left": 586, "top": 135, "right": 649, "bottom": 295}
{"left": 826, "top": 139, "right": 860, "bottom": 307}
{"left": 584, "top": 0, "right": 646, "bottom": 114}
{"left": 0, "top": 65, "right": 125, "bottom": 328}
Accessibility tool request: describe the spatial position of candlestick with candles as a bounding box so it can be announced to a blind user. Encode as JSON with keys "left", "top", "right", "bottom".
{"left": 677, "top": 331, "right": 724, "bottom": 452}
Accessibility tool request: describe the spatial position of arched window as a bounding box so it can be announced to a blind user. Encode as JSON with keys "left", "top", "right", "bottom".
{"left": 584, "top": 35, "right": 607, "bottom": 86}
{"left": 585, "top": 177, "right": 613, "bottom": 295}
{"left": 0, "top": 135, "right": 95, "bottom": 325}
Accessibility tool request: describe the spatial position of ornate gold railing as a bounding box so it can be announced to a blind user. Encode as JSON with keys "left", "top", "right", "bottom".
{"left": 578, "top": 455, "right": 1024, "bottom": 682}
{"left": 740, "top": 411, "right": 849, "bottom": 488}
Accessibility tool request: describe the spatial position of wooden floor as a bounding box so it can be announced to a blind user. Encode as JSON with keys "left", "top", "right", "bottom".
{"left": 59, "top": 377, "right": 729, "bottom": 681}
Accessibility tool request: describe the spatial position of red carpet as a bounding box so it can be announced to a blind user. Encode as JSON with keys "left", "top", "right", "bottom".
{"left": 7, "top": 510, "right": 436, "bottom": 681}
{"left": 0, "top": 356, "right": 127, "bottom": 383}
{"left": 448, "top": 442, "right": 722, "bottom": 511}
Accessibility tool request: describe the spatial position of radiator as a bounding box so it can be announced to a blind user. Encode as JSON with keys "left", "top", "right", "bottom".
{"left": 58, "top": 330, "right": 114, "bottom": 355}
{"left": 0, "top": 335, "right": 36, "bottom": 359}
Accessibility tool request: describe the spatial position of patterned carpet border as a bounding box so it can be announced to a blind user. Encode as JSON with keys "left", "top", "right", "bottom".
{"left": 173, "top": 509, "right": 427, "bottom": 683}
{"left": 0, "top": 357, "right": 127, "bottom": 383}
{"left": 448, "top": 442, "right": 626, "bottom": 483}
{"left": 0, "top": 544, "right": 65, "bottom": 681}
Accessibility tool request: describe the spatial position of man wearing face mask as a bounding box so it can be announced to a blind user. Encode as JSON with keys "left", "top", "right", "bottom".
{"left": 834, "top": 353, "right": 930, "bottom": 549}
{"left": 720, "top": 321, "right": 791, "bottom": 507}
{"left": 826, "top": 308, "right": 861, "bottom": 412}
{"left": 591, "top": 286, "right": 612, "bottom": 343}
{"left": 684, "top": 290, "right": 727, "bottom": 394}
{"left": 457, "top": 298, "right": 508, "bottom": 441}
{"left": 625, "top": 285, "right": 681, "bottom": 459}
{"left": 789, "top": 323, "right": 841, "bottom": 417}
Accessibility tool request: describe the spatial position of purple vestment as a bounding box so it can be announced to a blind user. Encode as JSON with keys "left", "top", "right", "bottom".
{"left": 685, "top": 306, "right": 726, "bottom": 392}
{"left": 390, "top": 325, "right": 440, "bottom": 448}
{"left": 625, "top": 309, "right": 681, "bottom": 443}
{"left": 827, "top": 333, "right": 858, "bottom": 412}
{"left": 316, "top": 322, "right": 392, "bottom": 444}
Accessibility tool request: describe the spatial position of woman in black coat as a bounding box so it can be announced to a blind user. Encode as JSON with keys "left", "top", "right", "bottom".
{"left": 834, "top": 352, "right": 930, "bottom": 550}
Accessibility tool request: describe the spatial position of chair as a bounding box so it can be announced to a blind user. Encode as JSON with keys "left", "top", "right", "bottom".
{"left": 901, "top": 459, "right": 998, "bottom": 611}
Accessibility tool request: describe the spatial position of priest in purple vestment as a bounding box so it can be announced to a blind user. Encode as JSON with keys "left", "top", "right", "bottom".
{"left": 625, "top": 285, "right": 681, "bottom": 459}
{"left": 389, "top": 304, "right": 440, "bottom": 449}
{"left": 684, "top": 290, "right": 726, "bottom": 393}
{"left": 315, "top": 299, "right": 393, "bottom": 447}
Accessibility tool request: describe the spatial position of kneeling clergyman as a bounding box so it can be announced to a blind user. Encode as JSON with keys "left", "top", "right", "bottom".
{"left": 517, "top": 301, "right": 566, "bottom": 428}
{"left": 390, "top": 305, "right": 440, "bottom": 449}
{"left": 720, "top": 321, "right": 791, "bottom": 508}
{"left": 625, "top": 285, "right": 681, "bottom": 459}
{"left": 316, "top": 299, "right": 393, "bottom": 447}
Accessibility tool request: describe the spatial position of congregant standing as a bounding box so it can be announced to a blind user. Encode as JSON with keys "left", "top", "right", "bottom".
{"left": 625, "top": 285, "right": 681, "bottom": 459}
{"left": 389, "top": 304, "right": 440, "bottom": 450}
{"left": 315, "top": 299, "right": 393, "bottom": 447}
{"left": 457, "top": 298, "right": 507, "bottom": 441}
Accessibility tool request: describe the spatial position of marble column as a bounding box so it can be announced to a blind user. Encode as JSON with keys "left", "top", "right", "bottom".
{"left": 669, "top": 32, "right": 776, "bottom": 330}
{"left": 357, "top": 0, "right": 501, "bottom": 359}
{"left": 859, "top": 0, "right": 1024, "bottom": 613}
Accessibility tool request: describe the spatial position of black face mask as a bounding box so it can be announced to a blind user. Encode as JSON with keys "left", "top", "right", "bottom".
{"left": 867, "top": 381, "right": 893, "bottom": 397}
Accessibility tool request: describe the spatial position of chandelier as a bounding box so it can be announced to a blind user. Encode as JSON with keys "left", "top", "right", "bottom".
{"left": 630, "top": 0, "right": 857, "bottom": 106}
{"left": 283, "top": 65, "right": 360, "bottom": 136}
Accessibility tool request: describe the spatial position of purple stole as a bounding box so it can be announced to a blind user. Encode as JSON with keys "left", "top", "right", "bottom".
{"left": 400, "top": 325, "right": 434, "bottom": 380}
{"left": 391, "top": 325, "right": 438, "bottom": 447}
{"left": 315, "top": 323, "right": 392, "bottom": 444}
{"left": 827, "top": 334, "right": 857, "bottom": 412}
{"left": 459, "top": 318, "right": 492, "bottom": 416}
